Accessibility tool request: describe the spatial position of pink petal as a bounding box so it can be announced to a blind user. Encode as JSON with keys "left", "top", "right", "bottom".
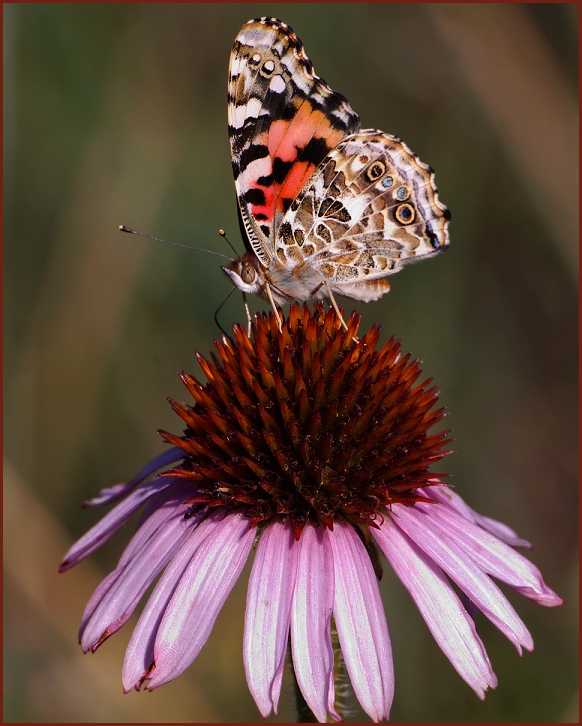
{"left": 122, "top": 512, "right": 219, "bottom": 692}
{"left": 83, "top": 447, "right": 184, "bottom": 507}
{"left": 421, "top": 484, "right": 531, "bottom": 548}
{"left": 79, "top": 481, "right": 198, "bottom": 644}
{"left": 147, "top": 511, "right": 255, "bottom": 689}
{"left": 328, "top": 521, "right": 393, "bottom": 723}
{"left": 373, "top": 517, "right": 497, "bottom": 699}
{"left": 244, "top": 520, "right": 299, "bottom": 718}
{"left": 390, "top": 504, "right": 533, "bottom": 653}
{"left": 135, "top": 481, "right": 200, "bottom": 530}
{"left": 415, "top": 500, "right": 563, "bottom": 606}
{"left": 290, "top": 525, "right": 339, "bottom": 723}
{"left": 59, "top": 474, "right": 176, "bottom": 571}
{"left": 79, "top": 498, "right": 194, "bottom": 652}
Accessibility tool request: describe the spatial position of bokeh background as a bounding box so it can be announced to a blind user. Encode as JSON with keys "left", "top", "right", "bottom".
{"left": 4, "top": 3, "right": 578, "bottom": 722}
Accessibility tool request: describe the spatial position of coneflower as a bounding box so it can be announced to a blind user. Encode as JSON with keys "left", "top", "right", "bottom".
{"left": 59, "top": 303, "right": 562, "bottom": 722}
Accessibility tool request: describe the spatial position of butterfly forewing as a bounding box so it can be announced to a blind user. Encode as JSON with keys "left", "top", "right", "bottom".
{"left": 228, "top": 18, "right": 360, "bottom": 265}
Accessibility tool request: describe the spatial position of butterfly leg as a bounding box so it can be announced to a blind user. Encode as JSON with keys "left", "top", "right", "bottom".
{"left": 214, "top": 285, "right": 237, "bottom": 340}
{"left": 264, "top": 281, "right": 283, "bottom": 332}
{"left": 325, "top": 282, "right": 359, "bottom": 343}
{"left": 242, "top": 293, "right": 252, "bottom": 337}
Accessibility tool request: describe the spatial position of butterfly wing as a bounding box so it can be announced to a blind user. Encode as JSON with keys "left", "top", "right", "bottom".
{"left": 228, "top": 17, "right": 361, "bottom": 267}
{"left": 274, "top": 129, "right": 450, "bottom": 300}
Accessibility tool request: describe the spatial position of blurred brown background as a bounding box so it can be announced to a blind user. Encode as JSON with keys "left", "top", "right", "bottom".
{"left": 4, "top": 4, "right": 578, "bottom": 722}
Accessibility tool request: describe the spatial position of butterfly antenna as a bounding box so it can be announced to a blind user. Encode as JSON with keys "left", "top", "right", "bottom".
{"left": 218, "top": 229, "right": 241, "bottom": 259}
{"left": 119, "top": 225, "right": 233, "bottom": 261}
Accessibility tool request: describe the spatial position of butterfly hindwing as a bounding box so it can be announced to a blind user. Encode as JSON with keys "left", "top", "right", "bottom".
{"left": 274, "top": 130, "right": 450, "bottom": 299}
{"left": 228, "top": 18, "right": 361, "bottom": 266}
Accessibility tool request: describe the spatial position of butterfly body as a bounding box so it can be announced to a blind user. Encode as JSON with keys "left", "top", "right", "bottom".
{"left": 224, "top": 252, "right": 328, "bottom": 306}
{"left": 224, "top": 17, "right": 450, "bottom": 311}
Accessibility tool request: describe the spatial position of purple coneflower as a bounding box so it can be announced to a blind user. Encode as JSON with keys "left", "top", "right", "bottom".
{"left": 60, "top": 303, "right": 562, "bottom": 722}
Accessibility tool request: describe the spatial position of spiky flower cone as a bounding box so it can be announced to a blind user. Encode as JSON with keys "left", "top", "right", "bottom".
{"left": 162, "top": 302, "right": 450, "bottom": 537}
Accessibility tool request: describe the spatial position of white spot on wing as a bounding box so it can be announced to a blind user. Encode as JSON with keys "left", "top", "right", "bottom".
{"left": 246, "top": 97, "right": 264, "bottom": 120}
{"left": 230, "top": 97, "right": 264, "bottom": 129}
{"left": 343, "top": 195, "right": 368, "bottom": 219}
{"left": 241, "top": 156, "right": 272, "bottom": 187}
{"left": 231, "top": 104, "right": 246, "bottom": 129}
{"left": 269, "top": 74, "right": 286, "bottom": 94}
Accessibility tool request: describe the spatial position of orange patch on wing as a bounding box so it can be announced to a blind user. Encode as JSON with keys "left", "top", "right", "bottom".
{"left": 259, "top": 104, "right": 348, "bottom": 223}
{"left": 249, "top": 182, "right": 276, "bottom": 222}
{"left": 279, "top": 161, "right": 316, "bottom": 201}
{"left": 268, "top": 120, "right": 291, "bottom": 159}
{"left": 314, "top": 119, "right": 343, "bottom": 148}
{"left": 268, "top": 102, "right": 329, "bottom": 162}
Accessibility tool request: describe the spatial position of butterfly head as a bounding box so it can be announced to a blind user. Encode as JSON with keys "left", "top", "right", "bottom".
{"left": 221, "top": 253, "right": 267, "bottom": 297}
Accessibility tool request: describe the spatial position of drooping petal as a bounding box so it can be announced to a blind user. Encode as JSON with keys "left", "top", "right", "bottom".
{"left": 415, "top": 500, "right": 563, "bottom": 606}
{"left": 77, "top": 569, "right": 118, "bottom": 643}
{"left": 373, "top": 517, "right": 497, "bottom": 699}
{"left": 422, "top": 483, "right": 531, "bottom": 548}
{"left": 390, "top": 504, "right": 533, "bottom": 653}
{"left": 122, "top": 512, "right": 219, "bottom": 692}
{"left": 59, "top": 475, "right": 177, "bottom": 571}
{"left": 83, "top": 447, "right": 184, "bottom": 507}
{"left": 79, "top": 498, "right": 194, "bottom": 652}
{"left": 291, "top": 525, "right": 339, "bottom": 723}
{"left": 147, "top": 511, "right": 255, "bottom": 689}
{"left": 244, "top": 520, "right": 299, "bottom": 718}
{"left": 328, "top": 521, "right": 393, "bottom": 723}
{"left": 79, "top": 481, "right": 199, "bottom": 644}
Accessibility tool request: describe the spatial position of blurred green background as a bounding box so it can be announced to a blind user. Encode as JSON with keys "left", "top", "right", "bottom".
{"left": 4, "top": 3, "right": 578, "bottom": 722}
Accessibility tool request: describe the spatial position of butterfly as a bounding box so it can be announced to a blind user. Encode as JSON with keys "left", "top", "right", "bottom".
{"left": 222, "top": 17, "right": 450, "bottom": 330}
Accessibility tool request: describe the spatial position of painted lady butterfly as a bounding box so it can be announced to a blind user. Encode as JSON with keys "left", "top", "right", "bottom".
{"left": 222, "top": 17, "right": 450, "bottom": 328}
